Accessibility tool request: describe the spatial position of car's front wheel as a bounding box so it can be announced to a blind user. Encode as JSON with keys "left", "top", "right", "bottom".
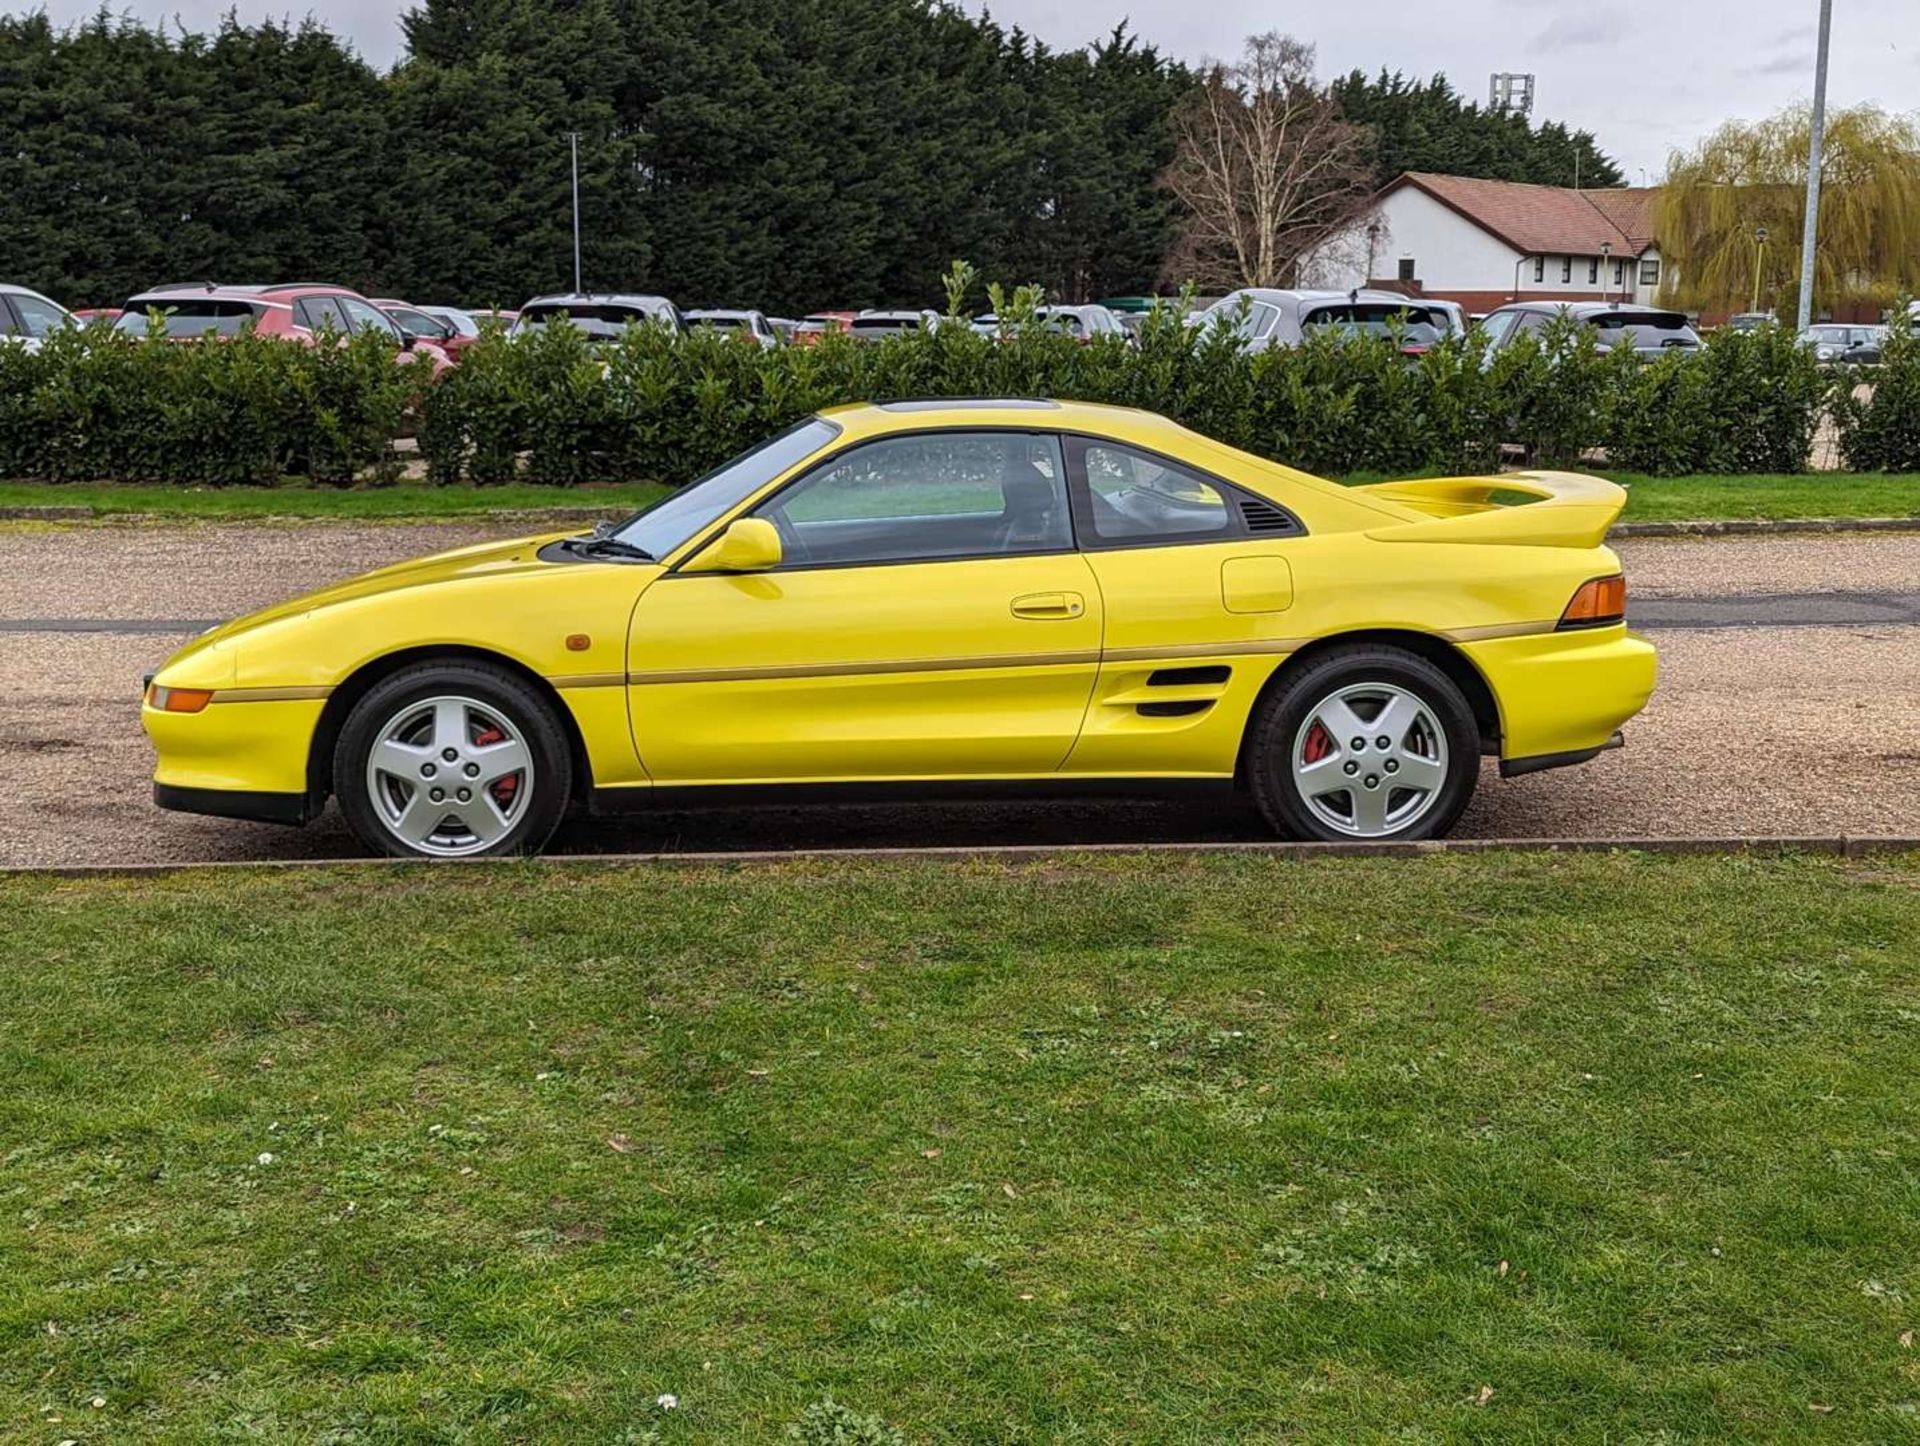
{"left": 334, "top": 663, "right": 572, "bottom": 858}
{"left": 1248, "top": 646, "right": 1479, "bottom": 842}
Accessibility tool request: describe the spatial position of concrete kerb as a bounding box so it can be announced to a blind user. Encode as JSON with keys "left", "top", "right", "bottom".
{"left": 3, "top": 835, "right": 1917, "bottom": 880}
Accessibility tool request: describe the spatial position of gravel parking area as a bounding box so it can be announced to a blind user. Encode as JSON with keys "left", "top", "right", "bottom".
{"left": 2, "top": 521, "right": 1916, "bottom": 866}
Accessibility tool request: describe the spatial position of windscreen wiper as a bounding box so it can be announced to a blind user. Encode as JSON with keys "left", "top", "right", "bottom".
{"left": 565, "top": 522, "right": 653, "bottom": 561}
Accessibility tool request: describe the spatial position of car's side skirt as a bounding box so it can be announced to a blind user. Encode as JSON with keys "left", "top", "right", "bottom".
{"left": 588, "top": 776, "right": 1242, "bottom": 815}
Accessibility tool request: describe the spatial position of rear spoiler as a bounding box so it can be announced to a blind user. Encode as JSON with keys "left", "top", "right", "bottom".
{"left": 1354, "top": 472, "right": 1627, "bottom": 550}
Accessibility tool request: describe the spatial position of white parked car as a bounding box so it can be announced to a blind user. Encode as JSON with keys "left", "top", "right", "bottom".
{"left": 511, "top": 294, "right": 682, "bottom": 342}
{"left": 684, "top": 308, "right": 780, "bottom": 348}
{"left": 1, "top": 284, "right": 75, "bottom": 352}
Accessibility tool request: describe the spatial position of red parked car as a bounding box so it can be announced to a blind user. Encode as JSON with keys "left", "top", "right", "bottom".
{"left": 117, "top": 283, "right": 453, "bottom": 376}
{"left": 372, "top": 299, "right": 482, "bottom": 361}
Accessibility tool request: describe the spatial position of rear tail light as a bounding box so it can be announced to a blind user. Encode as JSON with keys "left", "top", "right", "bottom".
{"left": 148, "top": 684, "right": 214, "bottom": 713}
{"left": 1559, "top": 575, "right": 1627, "bottom": 629}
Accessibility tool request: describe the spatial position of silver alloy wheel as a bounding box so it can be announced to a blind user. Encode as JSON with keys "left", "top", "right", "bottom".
{"left": 364, "top": 694, "right": 535, "bottom": 857}
{"left": 1289, "top": 682, "right": 1449, "bottom": 839}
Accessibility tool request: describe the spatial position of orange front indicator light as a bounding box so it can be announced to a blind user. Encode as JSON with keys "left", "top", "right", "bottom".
{"left": 149, "top": 684, "right": 214, "bottom": 713}
{"left": 1558, "top": 574, "right": 1627, "bottom": 630}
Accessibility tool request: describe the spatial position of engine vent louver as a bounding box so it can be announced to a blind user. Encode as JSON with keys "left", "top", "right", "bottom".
{"left": 1238, "top": 497, "right": 1297, "bottom": 534}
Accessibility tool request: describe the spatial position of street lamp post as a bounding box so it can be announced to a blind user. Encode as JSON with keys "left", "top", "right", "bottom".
{"left": 1600, "top": 241, "right": 1613, "bottom": 302}
{"left": 1796, "top": 0, "right": 1833, "bottom": 331}
{"left": 569, "top": 132, "right": 583, "bottom": 295}
{"left": 1752, "top": 226, "right": 1770, "bottom": 316}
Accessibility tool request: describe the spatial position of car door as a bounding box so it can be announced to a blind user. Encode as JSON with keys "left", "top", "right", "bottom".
{"left": 1058, "top": 436, "right": 1306, "bottom": 778}
{"left": 626, "top": 429, "right": 1103, "bottom": 784}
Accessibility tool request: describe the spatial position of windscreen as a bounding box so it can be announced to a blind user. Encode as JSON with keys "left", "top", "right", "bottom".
{"left": 1589, "top": 312, "right": 1700, "bottom": 349}
{"left": 116, "top": 301, "right": 264, "bottom": 338}
{"left": 612, "top": 417, "right": 840, "bottom": 558}
{"left": 514, "top": 304, "right": 662, "bottom": 340}
{"left": 1302, "top": 303, "right": 1443, "bottom": 346}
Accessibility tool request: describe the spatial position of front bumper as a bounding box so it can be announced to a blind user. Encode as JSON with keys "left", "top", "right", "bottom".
{"left": 154, "top": 783, "right": 312, "bottom": 825}
{"left": 143, "top": 695, "right": 326, "bottom": 807}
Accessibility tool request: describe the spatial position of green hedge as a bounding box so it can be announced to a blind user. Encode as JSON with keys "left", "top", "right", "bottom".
{"left": 6, "top": 286, "right": 1911, "bottom": 486}
{"left": 0, "top": 320, "right": 423, "bottom": 486}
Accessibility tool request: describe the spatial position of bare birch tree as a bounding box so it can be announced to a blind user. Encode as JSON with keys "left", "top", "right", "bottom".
{"left": 1161, "top": 33, "right": 1376, "bottom": 290}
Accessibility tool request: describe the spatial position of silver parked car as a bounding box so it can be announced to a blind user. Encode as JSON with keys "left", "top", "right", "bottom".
{"left": 846, "top": 309, "right": 943, "bottom": 340}
{"left": 684, "top": 308, "right": 780, "bottom": 348}
{"left": 1197, "top": 288, "right": 1453, "bottom": 353}
{"left": 512, "top": 294, "right": 682, "bottom": 341}
{"left": 971, "top": 304, "right": 1133, "bottom": 342}
{"left": 0, "top": 284, "right": 75, "bottom": 352}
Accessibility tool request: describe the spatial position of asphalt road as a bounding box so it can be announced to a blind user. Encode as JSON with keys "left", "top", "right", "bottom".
{"left": 3, "top": 523, "right": 1917, "bottom": 866}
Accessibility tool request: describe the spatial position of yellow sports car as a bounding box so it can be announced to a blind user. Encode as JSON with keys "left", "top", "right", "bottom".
{"left": 144, "top": 399, "right": 1655, "bottom": 857}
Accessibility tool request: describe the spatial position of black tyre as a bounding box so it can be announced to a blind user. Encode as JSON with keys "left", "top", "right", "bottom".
{"left": 1247, "top": 645, "right": 1479, "bottom": 842}
{"left": 334, "top": 662, "right": 573, "bottom": 858}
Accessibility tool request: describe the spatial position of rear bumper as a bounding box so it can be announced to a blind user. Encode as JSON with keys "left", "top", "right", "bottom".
{"left": 1499, "top": 731, "right": 1624, "bottom": 779}
{"left": 154, "top": 783, "right": 312, "bottom": 826}
{"left": 1460, "top": 625, "right": 1657, "bottom": 763}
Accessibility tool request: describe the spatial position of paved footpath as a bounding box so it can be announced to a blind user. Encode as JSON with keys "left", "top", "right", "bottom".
{"left": 2, "top": 522, "right": 1916, "bottom": 866}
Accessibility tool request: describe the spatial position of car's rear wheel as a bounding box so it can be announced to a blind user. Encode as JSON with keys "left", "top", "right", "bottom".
{"left": 334, "top": 663, "right": 571, "bottom": 858}
{"left": 1248, "top": 646, "right": 1479, "bottom": 842}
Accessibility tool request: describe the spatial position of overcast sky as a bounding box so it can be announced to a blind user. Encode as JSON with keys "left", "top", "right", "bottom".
{"left": 18, "top": 0, "right": 1918, "bottom": 178}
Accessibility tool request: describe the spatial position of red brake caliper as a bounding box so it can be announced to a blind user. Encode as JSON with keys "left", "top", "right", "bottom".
{"left": 473, "top": 725, "right": 519, "bottom": 807}
{"left": 1302, "top": 720, "right": 1334, "bottom": 765}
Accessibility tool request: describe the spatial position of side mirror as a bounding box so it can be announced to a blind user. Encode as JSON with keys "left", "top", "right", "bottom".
{"left": 684, "top": 517, "right": 782, "bottom": 574}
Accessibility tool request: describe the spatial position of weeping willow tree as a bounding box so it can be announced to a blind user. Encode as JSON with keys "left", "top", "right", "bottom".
{"left": 1654, "top": 105, "right": 1920, "bottom": 317}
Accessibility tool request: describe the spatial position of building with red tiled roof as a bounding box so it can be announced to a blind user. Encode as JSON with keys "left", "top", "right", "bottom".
{"left": 1313, "top": 171, "right": 1670, "bottom": 317}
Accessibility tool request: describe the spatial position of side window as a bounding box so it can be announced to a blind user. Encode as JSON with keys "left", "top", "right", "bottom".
{"left": 340, "top": 297, "right": 400, "bottom": 338}
{"left": 756, "top": 431, "right": 1072, "bottom": 568}
{"left": 1479, "top": 312, "right": 1519, "bottom": 347}
{"left": 1072, "top": 440, "right": 1241, "bottom": 545}
{"left": 10, "top": 293, "right": 67, "bottom": 337}
{"left": 297, "top": 296, "right": 347, "bottom": 332}
{"left": 0, "top": 297, "right": 20, "bottom": 336}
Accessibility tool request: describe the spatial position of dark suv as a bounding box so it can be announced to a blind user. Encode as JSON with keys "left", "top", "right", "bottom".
{"left": 1479, "top": 302, "right": 1702, "bottom": 360}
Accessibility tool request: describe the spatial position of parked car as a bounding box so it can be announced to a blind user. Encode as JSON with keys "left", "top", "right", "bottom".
{"left": 971, "top": 304, "right": 1132, "bottom": 342}
{"left": 70, "top": 307, "right": 125, "bottom": 324}
{"left": 471, "top": 308, "right": 520, "bottom": 327}
{"left": 512, "top": 294, "right": 681, "bottom": 342}
{"left": 1477, "top": 302, "right": 1702, "bottom": 360}
{"left": 1799, "top": 323, "right": 1886, "bottom": 365}
{"left": 0, "top": 283, "right": 75, "bottom": 351}
{"left": 684, "top": 308, "right": 780, "bottom": 348}
{"left": 768, "top": 317, "right": 800, "bottom": 343}
{"left": 1197, "top": 289, "right": 1454, "bottom": 355}
{"left": 847, "top": 309, "right": 941, "bottom": 340}
{"left": 792, "top": 311, "right": 855, "bottom": 346}
{"left": 373, "top": 299, "right": 480, "bottom": 360}
{"left": 144, "top": 398, "right": 1653, "bottom": 858}
{"left": 1721, "top": 312, "right": 1775, "bottom": 333}
{"left": 116, "top": 283, "right": 454, "bottom": 375}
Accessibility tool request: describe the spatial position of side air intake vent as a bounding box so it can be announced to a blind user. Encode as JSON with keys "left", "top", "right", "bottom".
{"left": 1147, "top": 666, "right": 1230, "bottom": 687}
{"left": 1239, "top": 497, "right": 1297, "bottom": 534}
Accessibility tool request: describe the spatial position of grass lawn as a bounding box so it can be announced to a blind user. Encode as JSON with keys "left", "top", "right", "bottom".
{"left": 3, "top": 851, "right": 1919, "bottom": 1441}
{"left": 2, "top": 473, "right": 1916, "bottom": 526}
{"left": 1608, "top": 472, "right": 1920, "bottom": 523}
{"left": 0, "top": 479, "right": 671, "bottom": 521}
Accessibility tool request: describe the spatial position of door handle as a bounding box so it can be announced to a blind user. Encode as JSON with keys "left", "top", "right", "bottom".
{"left": 1010, "top": 591, "right": 1085, "bottom": 620}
